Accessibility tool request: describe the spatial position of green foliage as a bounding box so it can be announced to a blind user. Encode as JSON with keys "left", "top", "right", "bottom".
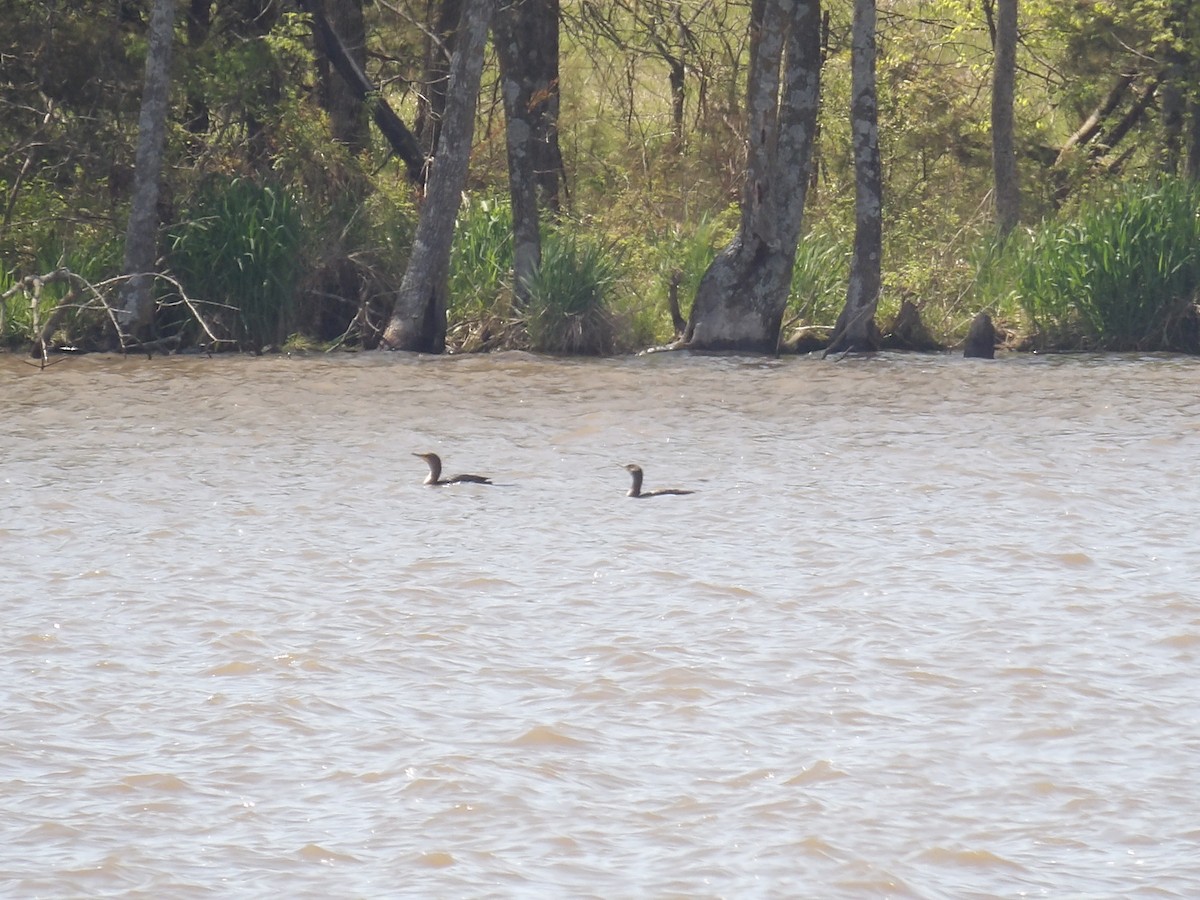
{"left": 987, "top": 178, "right": 1200, "bottom": 350}
{"left": 524, "top": 228, "right": 624, "bottom": 354}
{"left": 448, "top": 196, "right": 514, "bottom": 320}
{"left": 788, "top": 228, "right": 851, "bottom": 326}
{"left": 168, "top": 178, "right": 303, "bottom": 350}
{"left": 0, "top": 233, "right": 121, "bottom": 348}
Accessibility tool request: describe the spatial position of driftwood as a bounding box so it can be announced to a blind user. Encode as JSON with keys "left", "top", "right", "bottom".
{"left": 2, "top": 267, "right": 237, "bottom": 364}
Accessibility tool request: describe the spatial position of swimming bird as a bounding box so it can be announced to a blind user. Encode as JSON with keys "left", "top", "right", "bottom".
{"left": 622, "top": 463, "right": 693, "bottom": 498}
{"left": 413, "top": 452, "right": 492, "bottom": 486}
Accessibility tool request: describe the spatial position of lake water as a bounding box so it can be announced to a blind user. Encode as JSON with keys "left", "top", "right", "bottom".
{"left": 2, "top": 350, "right": 1198, "bottom": 898}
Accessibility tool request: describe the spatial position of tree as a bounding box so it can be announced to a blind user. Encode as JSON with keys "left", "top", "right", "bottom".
{"left": 991, "top": 0, "right": 1019, "bottom": 236}
{"left": 380, "top": 0, "right": 495, "bottom": 351}
{"left": 298, "top": 0, "right": 426, "bottom": 181}
{"left": 320, "top": 0, "right": 370, "bottom": 153}
{"left": 493, "top": 0, "right": 563, "bottom": 302}
{"left": 117, "top": 0, "right": 176, "bottom": 342}
{"left": 826, "top": 0, "right": 881, "bottom": 354}
{"left": 415, "top": 0, "right": 464, "bottom": 164}
{"left": 680, "top": 0, "right": 823, "bottom": 353}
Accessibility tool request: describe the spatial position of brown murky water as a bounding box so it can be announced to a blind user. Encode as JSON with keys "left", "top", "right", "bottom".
{"left": 3, "top": 350, "right": 1199, "bottom": 897}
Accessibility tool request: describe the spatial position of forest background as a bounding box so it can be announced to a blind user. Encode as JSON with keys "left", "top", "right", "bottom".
{"left": 4, "top": 0, "right": 1200, "bottom": 358}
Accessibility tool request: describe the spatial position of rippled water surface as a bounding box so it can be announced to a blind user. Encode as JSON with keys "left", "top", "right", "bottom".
{"left": 3, "top": 350, "right": 1199, "bottom": 898}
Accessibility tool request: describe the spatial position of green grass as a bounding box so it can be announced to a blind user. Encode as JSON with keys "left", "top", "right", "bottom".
{"left": 524, "top": 228, "right": 624, "bottom": 354}
{"left": 444, "top": 196, "right": 517, "bottom": 349}
{"left": 986, "top": 178, "right": 1200, "bottom": 351}
{"left": 788, "top": 227, "right": 851, "bottom": 326}
{"left": 167, "top": 177, "right": 303, "bottom": 351}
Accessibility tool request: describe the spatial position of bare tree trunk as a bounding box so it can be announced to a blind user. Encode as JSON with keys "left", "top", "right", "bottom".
{"left": 992, "top": 0, "right": 1019, "bottom": 236}
{"left": 1162, "top": 0, "right": 1198, "bottom": 178}
{"left": 494, "top": 4, "right": 540, "bottom": 303}
{"left": 493, "top": 0, "right": 563, "bottom": 301}
{"left": 416, "top": 0, "right": 464, "bottom": 163}
{"left": 826, "top": 0, "right": 881, "bottom": 355}
{"left": 1187, "top": 95, "right": 1200, "bottom": 180}
{"left": 117, "top": 0, "right": 176, "bottom": 342}
{"left": 682, "top": 0, "right": 822, "bottom": 353}
{"left": 527, "top": 0, "right": 564, "bottom": 212}
{"left": 380, "top": 0, "right": 494, "bottom": 352}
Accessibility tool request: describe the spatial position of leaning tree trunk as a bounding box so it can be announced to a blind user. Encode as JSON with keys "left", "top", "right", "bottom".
{"left": 321, "top": 0, "right": 370, "bottom": 153}
{"left": 117, "top": 0, "right": 176, "bottom": 344}
{"left": 380, "top": 0, "right": 493, "bottom": 352}
{"left": 681, "top": 0, "right": 822, "bottom": 353}
{"left": 298, "top": 0, "right": 426, "bottom": 181}
{"left": 991, "top": 0, "right": 1019, "bottom": 236}
{"left": 826, "top": 0, "right": 881, "bottom": 355}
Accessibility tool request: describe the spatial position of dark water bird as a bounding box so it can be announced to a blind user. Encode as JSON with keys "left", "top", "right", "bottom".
{"left": 622, "top": 463, "right": 694, "bottom": 498}
{"left": 413, "top": 452, "right": 492, "bottom": 486}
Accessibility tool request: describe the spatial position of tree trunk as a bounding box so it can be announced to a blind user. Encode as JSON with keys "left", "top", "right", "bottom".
{"left": 380, "top": 0, "right": 494, "bottom": 352}
{"left": 991, "top": 0, "right": 1019, "bottom": 236}
{"left": 682, "top": 0, "right": 822, "bottom": 353}
{"left": 416, "top": 0, "right": 464, "bottom": 162}
{"left": 826, "top": 0, "right": 881, "bottom": 355}
{"left": 1186, "top": 94, "right": 1200, "bottom": 180}
{"left": 321, "top": 0, "right": 369, "bottom": 153}
{"left": 183, "top": 0, "right": 212, "bottom": 139}
{"left": 298, "top": 0, "right": 426, "bottom": 181}
{"left": 493, "top": 0, "right": 563, "bottom": 301}
{"left": 117, "top": 0, "right": 176, "bottom": 343}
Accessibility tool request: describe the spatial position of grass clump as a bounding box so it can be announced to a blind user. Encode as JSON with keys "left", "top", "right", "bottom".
{"left": 167, "top": 177, "right": 303, "bottom": 351}
{"left": 989, "top": 178, "right": 1200, "bottom": 351}
{"left": 524, "top": 228, "right": 624, "bottom": 354}
{"left": 446, "top": 196, "right": 517, "bottom": 350}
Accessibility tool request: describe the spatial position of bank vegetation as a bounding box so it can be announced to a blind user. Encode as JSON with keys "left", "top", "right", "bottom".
{"left": 4, "top": 1, "right": 1200, "bottom": 358}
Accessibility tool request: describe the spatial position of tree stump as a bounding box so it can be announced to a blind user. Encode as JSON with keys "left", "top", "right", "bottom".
{"left": 963, "top": 311, "right": 996, "bottom": 358}
{"left": 883, "top": 298, "right": 942, "bottom": 351}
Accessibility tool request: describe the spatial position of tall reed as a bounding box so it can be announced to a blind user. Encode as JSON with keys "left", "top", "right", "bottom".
{"left": 1000, "top": 178, "right": 1200, "bottom": 350}
{"left": 168, "top": 178, "right": 302, "bottom": 350}
{"left": 448, "top": 197, "right": 514, "bottom": 311}
{"left": 789, "top": 227, "right": 850, "bottom": 326}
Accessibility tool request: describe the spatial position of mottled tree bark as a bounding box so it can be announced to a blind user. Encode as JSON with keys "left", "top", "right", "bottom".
{"left": 117, "top": 0, "right": 175, "bottom": 342}
{"left": 493, "top": 0, "right": 563, "bottom": 301}
{"left": 826, "top": 0, "right": 881, "bottom": 355}
{"left": 380, "top": 0, "right": 494, "bottom": 352}
{"left": 682, "top": 0, "right": 822, "bottom": 353}
{"left": 991, "top": 0, "right": 1019, "bottom": 236}
{"left": 415, "top": 0, "right": 464, "bottom": 163}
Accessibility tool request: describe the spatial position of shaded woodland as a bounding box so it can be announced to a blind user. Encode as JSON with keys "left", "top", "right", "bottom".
{"left": 4, "top": 0, "right": 1200, "bottom": 359}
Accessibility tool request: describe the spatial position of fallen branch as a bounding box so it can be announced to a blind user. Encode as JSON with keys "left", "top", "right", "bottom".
{"left": 3, "top": 266, "right": 240, "bottom": 361}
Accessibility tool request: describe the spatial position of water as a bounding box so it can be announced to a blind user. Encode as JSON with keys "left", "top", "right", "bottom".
{"left": 2, "top": 350, "right": 1198, "bottom": 897}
